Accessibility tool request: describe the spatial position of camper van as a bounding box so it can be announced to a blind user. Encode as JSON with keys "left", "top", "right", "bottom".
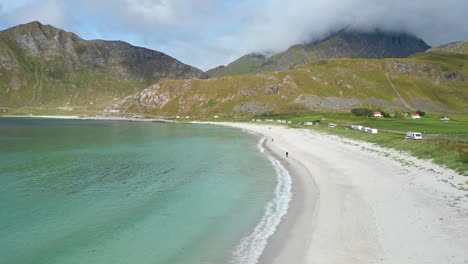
{"left": 405, "top": 132, "right": 422, "bottom": 140}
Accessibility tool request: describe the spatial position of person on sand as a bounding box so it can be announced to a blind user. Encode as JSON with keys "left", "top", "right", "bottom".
{"left": 272, "top": 138, "right": 274, "bottom": 142}
{"left": 286, "top": 152, "right": 288, "bottom": 157}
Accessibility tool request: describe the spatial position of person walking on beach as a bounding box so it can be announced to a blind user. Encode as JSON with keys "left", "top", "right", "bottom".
{"left": 272, "top": 138, "right": 274, "bottom": 142}
{"left": 286, "top": 152, "right": 288, "bottom": 157}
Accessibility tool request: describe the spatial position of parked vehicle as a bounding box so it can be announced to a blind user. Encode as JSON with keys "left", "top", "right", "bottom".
{"left": 405, "top": 132, "right": 422, "bottom": 140}
{"left": 328, "top": 123, "right": 337, "bottom": 128}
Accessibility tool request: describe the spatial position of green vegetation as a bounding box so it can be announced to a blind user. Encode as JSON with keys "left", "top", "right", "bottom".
{"left": 351, "top": 108, "right": 374, "bottom": 117}
{"left": 282, "top": 112, "right": 468, "bottom": 135}
{"left": 415, "top": 110, "right": 426, "bottom": 116}
{"left": 206, "top": 53, "right": 267, "bottom": 77}
{"left": 0, "top": 21, "right": 206, "bottom": 115}
{"left": 428, "top": 41, "right": 468, "bottom": 55}
{"left": 241, "top": 112, "right": 468, "bottom": 175}
{"left": 302, "top": 123, "right": 467, "bottom": 175}
{"left": 116, "top": 51, "right": 468, "bottom": 116}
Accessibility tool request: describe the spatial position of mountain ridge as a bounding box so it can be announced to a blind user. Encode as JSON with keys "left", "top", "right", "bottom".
{"left": 207, "top": 29, "right": 431, "bottom": 77}
{"left": 428, "top": 41, "right": 468, "bottom": 54}
{"left": 0, "top": 21, "right": 207, "bottom": 114}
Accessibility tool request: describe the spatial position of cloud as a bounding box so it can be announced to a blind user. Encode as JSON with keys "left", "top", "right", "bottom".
{"left": 77, "top": 0, "right": 218, "bottom": 35}
{"left": 0, "top": 0, "right": 467, "bottom": 70}
{"left": 69, "top": 0, "right": 254, "bottom": 69}
{"left": 0, "top": 0, "right": 70, "bottom": 29}
{"left": 239, "top": 0, "right": 468, "bottom": 56}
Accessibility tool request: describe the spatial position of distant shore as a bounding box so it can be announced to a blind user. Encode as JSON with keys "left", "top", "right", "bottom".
{"left": 213, "top": 122, "right": 468, "bottom": 264}
{"left": 0, "top": 115, "right": 175, "bottom": 123}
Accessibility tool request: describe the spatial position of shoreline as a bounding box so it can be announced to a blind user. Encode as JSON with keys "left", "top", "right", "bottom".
{"left": 215, "top": 122, "right": 468, "bottom": 264}
{"left": 215, "top": 123, "right": 320, "bottom": 264}
{"left": 231, "top": 137, "right": 293, "bottom": 264}
{"left": 257, "top": 138, "right": 318, "bottom": 264}
{"left": 0, "top": 115, "right": 175, "bottom": 123}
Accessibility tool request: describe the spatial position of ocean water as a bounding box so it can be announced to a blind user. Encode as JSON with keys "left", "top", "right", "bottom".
{"left": 0, "top": 118, "right": 291, "bottom": 264}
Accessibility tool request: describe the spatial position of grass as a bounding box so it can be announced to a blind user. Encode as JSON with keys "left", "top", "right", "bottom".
{"left": 121, "top": 51, "right": 468, "bottom": 118}
{"left": 269, "top": 113, "right": 468, "bottom": 135}
{"left": 207, "top": 54, "right": 267, "bottom": 77}
{"left": 244, "top": 112, "right": 468, "bottom": 175}
{"left": 317, "top": 125, "right": 467, "bottom": 175}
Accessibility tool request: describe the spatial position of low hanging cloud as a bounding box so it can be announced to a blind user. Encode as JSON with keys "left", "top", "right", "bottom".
{"left": 239, "top": 0, "right": 468, "bottom": 55}
{"left": 0, "top": 0, "right": 467, "bottom": 70}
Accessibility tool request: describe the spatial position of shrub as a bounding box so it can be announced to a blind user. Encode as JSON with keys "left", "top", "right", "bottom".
{"left": 416, "top": 110, "right": 426, "bottom": 116}
{"left": 381, "top": 111, "right": 391, "bottom": 118}
{"left": 351, "top": 108, "right": 373, "bottom": 116}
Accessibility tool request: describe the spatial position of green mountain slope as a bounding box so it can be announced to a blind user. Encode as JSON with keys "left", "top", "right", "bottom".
{"left": 207, "top": 30, "right": 430, "bottom": 77}
{"left": 0, "top": 21, "right": 207, "bottom": 114}
{"left": 206, "top": 53, "right": 267, "bottom": 77}
{"left": 108, "top": 51, "right": 467, "bottom": 116}
{"left": 428, "top": 41, "right": 468, "bottom": 55}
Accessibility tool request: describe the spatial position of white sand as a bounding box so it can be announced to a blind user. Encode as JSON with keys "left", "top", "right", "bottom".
{"left": 215, "top": 123, "right": 468, "bottom": 264}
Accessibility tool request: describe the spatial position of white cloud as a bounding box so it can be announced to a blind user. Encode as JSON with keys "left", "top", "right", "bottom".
{"left": 124, "top": 0, "right": 176, "bottom": 26}
{"left": 78, "top": 0, "right": 217, "bottom": 34}
{"left": 0, "top": 0, "right": 69, "bottom": 29}
{"left": 238, "top": 0, "right": 468, "bottom": 56}
{"left": 0, "top": 0, "right": 467, "bottom": 70}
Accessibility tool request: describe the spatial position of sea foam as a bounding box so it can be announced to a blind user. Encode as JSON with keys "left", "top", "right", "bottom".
{"left": 232, "top": 137, "right": 292, "bottom": 264}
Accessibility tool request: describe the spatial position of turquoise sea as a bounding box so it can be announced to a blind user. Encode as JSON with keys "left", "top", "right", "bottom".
{"left": 0, "top": 118, "right": 291, "bottom": 264}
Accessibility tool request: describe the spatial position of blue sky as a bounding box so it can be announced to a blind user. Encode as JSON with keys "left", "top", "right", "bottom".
{"left": 1, "top": 0, "right": 467, "bottom": 70}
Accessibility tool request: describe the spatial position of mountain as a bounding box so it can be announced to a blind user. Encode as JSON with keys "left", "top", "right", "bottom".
{"left": 107, "top": 50, "right": 467, "bottom": 116}
{"left": 207, "top": 30, "right": 431, "bottom": 77}
{"left": 428, "top": 41, "right": 468, "bottom": 54}
{"left": 206, "top": 53, "right": 267, "bottom": 77}
{"left": 0, "top": 21, "right": 207, "bottom": 114}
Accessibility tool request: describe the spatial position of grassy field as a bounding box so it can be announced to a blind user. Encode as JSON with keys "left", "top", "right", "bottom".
{"left": 303, "top": 124, "right": 467, "bottom": 176}
{"left": 199, "top": 111, "right": 468, "bottom": 139}
{"left": 276, "top": 113, "right": 468, "bottom": 136}
{"left": 246, "top": 112, "right": 468, "bottom": 175}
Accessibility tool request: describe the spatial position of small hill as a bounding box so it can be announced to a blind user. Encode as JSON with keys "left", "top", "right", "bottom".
{"left": 207, "top": 30, "right": 430, "bottom": 77}
{"left": 428, "top": 41, "right": 468, "bottom": 54}
{"left": 206, "top": 53, "right": 267, "bottom": 77}
{"left": 108, "top": 51, "right": 467, "bottom": 116}
{"left": 0, "top": 21, "right": 207, "bottom": 114}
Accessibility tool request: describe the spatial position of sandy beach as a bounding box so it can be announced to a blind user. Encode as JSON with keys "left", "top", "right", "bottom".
{"left": 216, "top": 122, "right": 468, "bottom": 264}
{"left": 4, "top": 116, "right": 467, "bottom": 263}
